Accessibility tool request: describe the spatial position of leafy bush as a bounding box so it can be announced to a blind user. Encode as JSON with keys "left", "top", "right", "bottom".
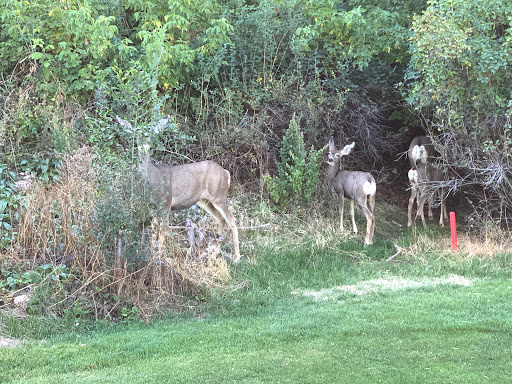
{"left": 265, "top": 115, "right": 324, "bottom": 208}
{"left": 405, "top": 0, "right": 512, "bottom": 228}
{"left": 93, "top": 154, "right": 153, "bottom": 265}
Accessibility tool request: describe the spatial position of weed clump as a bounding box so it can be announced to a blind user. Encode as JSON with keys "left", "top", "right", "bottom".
{"left": 1, "top": 147, "right": 231, "bottom": 324}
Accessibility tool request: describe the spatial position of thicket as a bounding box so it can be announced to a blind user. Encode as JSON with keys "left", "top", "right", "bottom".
{"left": 404, "top": 0, "right": 512, "bottom": 230}
{"left": 1, "top": 0, "right": 511, "bottom": 320}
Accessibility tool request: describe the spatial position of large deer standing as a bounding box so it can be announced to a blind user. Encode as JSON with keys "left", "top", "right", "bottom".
{"left": 116, "top": 115, "right": 240, "bottom": 262}
{"left": 407, "top": 136, "right": 447, "bottom": 227}
{"left": 327, "top": 137, "right": 376, "bottom": 245}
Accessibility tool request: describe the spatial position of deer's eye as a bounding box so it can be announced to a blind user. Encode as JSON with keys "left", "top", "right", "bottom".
{"left": 335, "top": 153, "right": 341, "bottom": 159}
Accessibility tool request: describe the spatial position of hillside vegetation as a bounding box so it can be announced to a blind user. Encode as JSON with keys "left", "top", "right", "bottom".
{"left": 0, "top": 0, "right": 511, "bottom": 324}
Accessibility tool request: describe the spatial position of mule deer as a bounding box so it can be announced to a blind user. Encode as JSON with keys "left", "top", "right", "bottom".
{"left": 116, "top": 115, "right": 240, "bottom": 262}
{"left": 408, "top": 135, "right": 438, "bottom": 168}
{"left": 327, "top": 137, "right": 376, "bottom": 245}
{"left": 407, "top": 135, "right": 441, "bottom": 221}
{"left": 408, "top": 162, "right": 448, "bottom": 227}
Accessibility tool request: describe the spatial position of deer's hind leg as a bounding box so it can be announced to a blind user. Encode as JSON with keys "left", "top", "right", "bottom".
{"left": 350, "top": 199, "right": 358, "bottom": 234}
{"left": 439, "top": 188, "right": 448, "bottom": 226}
{"left": 408, "top": 186, "right": 418, "bottom": 227}
{"left": 368, "top": 192, "right": 376, "bottom": 214}
{"left": 417, "top": 194, "right": 428, "bottom": 227}
{"left": 197, "top": 199, "right": 227, "bottom": 233}
{"left": 210, "top": 200, "right": 240, "bottom": 263}
{"left": 427, "top": 195, "right": 434, "bottom": 219}
{"left": 367, "top": 193, "right": 376, "bottom": 241}
{"left": 357, "top": 201, "right": 374, "bottom": 246}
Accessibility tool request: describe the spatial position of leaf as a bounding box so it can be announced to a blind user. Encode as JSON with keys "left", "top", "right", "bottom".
{"left": 30, "top": 52, "right": 44, "bottom": 60}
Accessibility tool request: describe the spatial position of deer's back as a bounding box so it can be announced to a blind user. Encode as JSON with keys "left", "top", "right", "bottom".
{"left": 150, "top": 160, "right": 230, "bottom": 209}
{"left": 334, "top": 170, "right": 376, "bottom": 199}
{"left": 414, "top": 162, "right": 445, "bottom": 183}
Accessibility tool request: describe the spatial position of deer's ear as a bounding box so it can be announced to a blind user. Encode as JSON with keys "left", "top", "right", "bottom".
{"left": 116, "top": 116, "right": 133, "bottom": 131}
{"left": 328, "top": 137, "right": 336, "bottom": 152}
{"left": 153, "top": 115, "right": 170, "bottom": 134}
{"left": 340, "top": 142, "right": 355, "bottom": 156}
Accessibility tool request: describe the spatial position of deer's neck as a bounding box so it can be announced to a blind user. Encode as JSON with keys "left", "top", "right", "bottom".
{"left": 328, "top": 161, "right": 342, "bottom": 180}
{"left": 138, "top": 151, "right": 155, "bottom": 179}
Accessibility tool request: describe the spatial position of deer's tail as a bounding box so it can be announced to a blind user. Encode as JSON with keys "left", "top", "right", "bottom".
{"left": 363, "top": 179, "right": 377, "bottom": 197}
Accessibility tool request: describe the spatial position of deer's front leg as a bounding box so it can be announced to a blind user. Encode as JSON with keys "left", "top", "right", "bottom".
{"left": 350, "top": 199, "right": 358, "bottom": 234}
{"left": 338, "top": 194, "right": 345, "bottom": 232}
{"left": 408, "top": 187, "right": 417, "bottom": 227}
{"left": 427, "top": 195, "right": 434, "bottom": 219}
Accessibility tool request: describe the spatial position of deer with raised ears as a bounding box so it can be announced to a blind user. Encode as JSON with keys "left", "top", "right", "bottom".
{"left": 327, "top": 137, "right": 376, "bottom": 245}
{"left": 116, "top": 115, "right": 240, "bottom": 263}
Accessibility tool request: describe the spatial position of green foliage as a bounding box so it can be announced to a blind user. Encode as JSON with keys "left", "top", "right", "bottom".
{"left": 86, "top": 62, "right": 167, "bottom": 154}
{"left": 0, "top": 263, "right": 68, "bottom": 297}
{"left": 125, "top": 0, "right": 232, "bottom": 89}
{"left": 93, "top": 156, "right": 153, "bottom": 265}
{"left": 406, "top": 0, "right": 512, "bottom": 126}
{"left": 0, "top": 0, "right": 121, "bottom": 98}
{"left": 0, "top": 0, "right": 233, "bottom": 99}
{"left": 265, "top": 116, "right": 324, "bottom": 207}
{"left": 86, "top": 62, "right": 194, "bottom": 164}
{"left": 0, "top": 165, "right": 18, "bottom": 248}
{"left": 293, "top": 0, "right": 410, "bottom": 71}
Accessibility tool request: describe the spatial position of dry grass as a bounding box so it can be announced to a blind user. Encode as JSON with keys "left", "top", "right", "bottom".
{"left": 293, "top": 274, "right": 475, "bottom": 301}
{"left": 400, "top": 231, "right": 512, "bottom": 262}
{"left": 4, "top": 147, "right": 233, "bottom": 321}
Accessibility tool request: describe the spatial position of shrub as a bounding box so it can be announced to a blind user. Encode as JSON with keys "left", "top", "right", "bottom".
{"left": 265, "top": 115, "right": 324, "bottom": 208}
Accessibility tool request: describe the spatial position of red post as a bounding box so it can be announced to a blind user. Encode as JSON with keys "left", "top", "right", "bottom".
{"left": 450, "top": 212, "right": 457, "bottom": 251}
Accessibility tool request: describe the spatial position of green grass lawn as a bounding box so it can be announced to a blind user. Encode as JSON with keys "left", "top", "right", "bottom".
{"left": 2, "top": 278, "right": 512, "bottom": 383}
{"left": 1, "top": 205, "right": 512, "bottom": 383}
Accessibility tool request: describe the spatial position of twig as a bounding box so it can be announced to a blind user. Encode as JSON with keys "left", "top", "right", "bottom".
{"left": 238, "top": 223, "right": 271, "bottom": 230}
{"left": 386, "top": 244, "right": 408, "bottom": 262}
{"left": 167, "top": 223, "right": 271, "bottom": 231}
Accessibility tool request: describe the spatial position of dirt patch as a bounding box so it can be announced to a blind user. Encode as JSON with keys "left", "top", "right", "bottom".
{"left": 292, "top": 274, "right": 474, "bottom": 301}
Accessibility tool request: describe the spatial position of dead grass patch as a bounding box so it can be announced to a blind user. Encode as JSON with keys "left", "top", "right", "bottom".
{"left": 293, "top": 274, "right": 475, "bottom": 301}
{"left": 401, "top": 231, "right": 512, "bottom": 262}
{"left": 3, "top": 147, "right": 233, "bottom": 322}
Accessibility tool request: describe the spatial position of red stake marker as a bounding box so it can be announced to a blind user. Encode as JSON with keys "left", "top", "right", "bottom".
{"left": 450, "top": 212, "right": 457, "bottom": 251}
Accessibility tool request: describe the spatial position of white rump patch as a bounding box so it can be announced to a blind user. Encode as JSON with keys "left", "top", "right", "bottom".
{"left": 363, "top": 181, "right": 376, "bottom": 196}
{"left": 292, "top": 275, "right": 474, "bottom": 301}
{"left": 408, "top": 168, "right": 418, "bottom": 185}
{"left": 411, "top": 144, "right": 428, "bottom": 164}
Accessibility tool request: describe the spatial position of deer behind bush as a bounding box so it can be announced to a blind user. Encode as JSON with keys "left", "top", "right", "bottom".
{"left": 116, "top": 116, "right": 240, "bottom": 262}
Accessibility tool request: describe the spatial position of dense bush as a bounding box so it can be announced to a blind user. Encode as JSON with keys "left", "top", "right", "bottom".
{"left": 404, "top": 0, "right": 512, "bottom": 227}
{"left": 1, "top": 0, "right": 512, "bottom": 320}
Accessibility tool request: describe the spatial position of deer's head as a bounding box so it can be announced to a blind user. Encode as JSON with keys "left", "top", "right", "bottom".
{"left": 327, "top": 137, "right": 356, "bottom": 166}
{"left": 116, "top": 115, "right": 171, "bottom": 155}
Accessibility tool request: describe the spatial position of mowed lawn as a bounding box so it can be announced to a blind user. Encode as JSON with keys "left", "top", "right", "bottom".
{"left": 2, "top": 278, "right": 511, "bottom": 384}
